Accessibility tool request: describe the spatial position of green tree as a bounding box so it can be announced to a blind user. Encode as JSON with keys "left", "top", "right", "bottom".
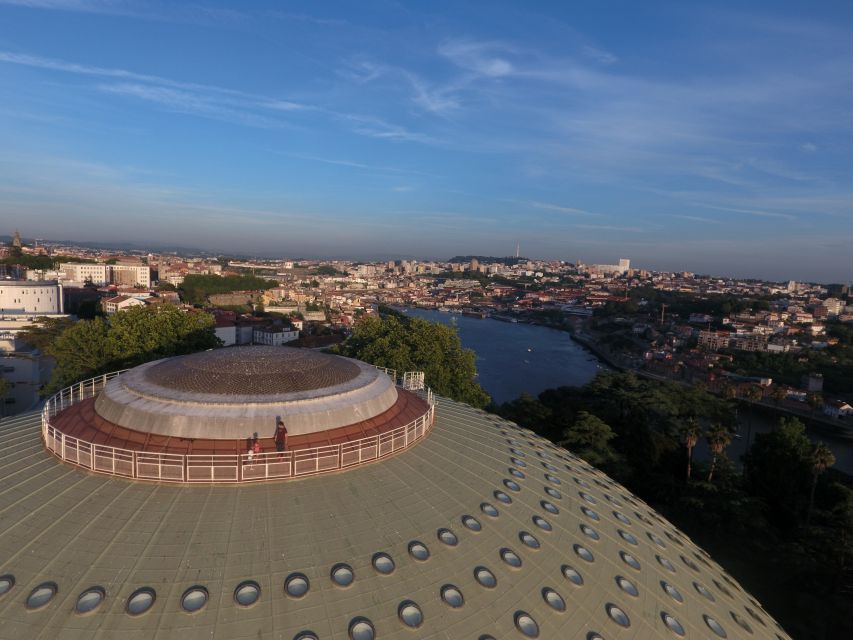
{"left": 17, "top": 316, "right": 75, "bottom": 353}
{"left": 705, "top": 425, "right": 732, "bottom": 482}
{"left": 339, "top": 314, "right": 490, "bottom": 407}
{"left": 680, "top": 418, "right": 701, "bottom": 481}
{"left": 557, "top": 411, "right": 617, "bottom": 468}
{"left": 744, "top": 417, "right": 813, "bottom": 529}
{"left": 806, "top": 442, "right": 836, "bottom": 527}
{"left": 44, "top": 305, "right": 221, "bottom": 392}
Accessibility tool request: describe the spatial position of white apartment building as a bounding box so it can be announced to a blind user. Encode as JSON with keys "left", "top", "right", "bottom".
{"left": 58, "top": 263, "right": 151, "bottom": 288}
{"left": 0, "top": 280, "right": 63, "bottom": 315}
{"left": 253, "top": 327, "right": 300, "bottom": 346}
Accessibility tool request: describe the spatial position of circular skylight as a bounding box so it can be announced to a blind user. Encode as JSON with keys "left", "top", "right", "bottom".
{"left": 662, "top": 612, "right": 686, "bottom": 636}
{"left": 398, "top": 600, "right": 423, "bottom": 627}
{"left": 607, "top": 604, "right": 630, "bottom": 628}
{"left": 26, "top": 582, "right": 57, "bottom": 610}
{"left": 533, "top": 515, "right": 552, "bottom": 531}
{"left": 580, "top": 506, "right": 600, "bottom": 521}
{"left": 180, "top": 586, "right": 208, "bottom": 613}
{"left": 495, "top": 490, "right": 513, "bottom": 504}
{"left": 441, "top": 584, "right": 464, "bottom": 608}
{"left": 613, "top": 511, "right": 631, "bottom": 525}
{"left": 561, "top": 565, "right": 584, "bottom": 586}
{"left": 234, "top": 580, "right": 261, "bottom": 607}
{"left": 616, "top": 576, "right": 639, "bottom": 597}
{"left": 511, "top": 457, "right": 527, "bottom": 467}
{"left": 661, "top": 580, "right": 684, "bottom": 603}
{"left": 544, "top": 463, "right": 558, "bottom": 472}
{"left": 574, "top": 544, "right": 594, "bottom": 562}
{"left": 331, "top": 563, "right": 355, "bottom": 587}
{"left": 349, "top": 617, "right": 375, "bottom": 640}
{"left": 481, "top": 502, "right": 499, "bottom": 517}
{"left": 285, "top": 573, "right": 310, "bottom": 598}
{"left": 657, "top": 555, "right": 676, "bottom": 572}
{"left": 510, "top": 448, "right": 525, "bottom": 456}
{"left": 504, "top": 479, "right": 521, "bottom": 492}
{"left": 474, "top": 567, "right": 497, "bottom": 588}
{"left": 462, "top": 515, "right": 482, "bottom": 531}
{"left": 438, "top": 528, "right": 459, "bottom": 546}
{"left": 694, "top": 581, "right": 716, "bottom": 602}
{"left": 575, "top": 477, "right": 590, "bottom": 488}
{"left": 620, "top": 551, "right": 641, "bottom": 570}
{"left": 731, "top": 612, "right": 753, "bottom": 633}
{"left": 515, "top": 611, "right": 540, "bottom": 638}
{"left": 294, "top": 633, "right": 319, "bottom": 640}
{"left": 75, "top": 587, "right": 105, "bottom": 614}
{"left": 500, "top": 547, "right": 523, "bottom": 568}
{"left": 372, "top": 552, "right": 395, "bottom": 575}
{"left": 520, "top": 531, "right": 540, "bottom": 549}
{"left": 541, "top": 500, "right": 559, "bottom": 514}
{"left": 510, "top": 468, "right": 525, "bottom": 479}
{"left": 544, "top": 474, "right": 561, "bottom": 485}
{"left": 580, "top": 492, "right": 597, "bottom": 504}
{"left": 682, "top": 554, "right": 700, "bottom": 571}
{"left": 543, "top": 587, "right": 566, "bottom": 612}
{"left": 580, "top": 524, "right": 600, "bottom": 540}
{"left": 409, "top": 541, "right": 430, "bottom": 561}
{"left": 704, "top": 614, "right": 728, "bottom": 638}
{"left": 619, "top": 530, "right": 638, "bottom": 545}
{"left": 126, "top": 587, "right": 155, "bottom": 616}
{"left": 0, "top": 575, "right": 14, "bottom": 597}
{"left": 544, "top": 486, "right": 562, "bottom": 499}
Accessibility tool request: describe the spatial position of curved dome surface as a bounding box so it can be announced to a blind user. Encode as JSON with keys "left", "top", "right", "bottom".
{"left": 93, "top": 346, "right": 398, "bottom": 438}
{"left": 1, "top": 396, "right": 790, "bottom": 639}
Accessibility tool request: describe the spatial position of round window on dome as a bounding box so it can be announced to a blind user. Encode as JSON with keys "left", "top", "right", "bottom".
{"left": 500, "top": 547, "right": 522, "bottom": 568}
{"left": 544, "top": 462, "right": 558, "bottom": 472}
{"left": 26, "top": 582, "right": 57, "bottom": 610}
{"left": 481, "top": 502, "right": 499, "bottom": 517}
{"left": 616, "top": 576, "right": 639, "bottom": 597}
{"left": 657, "top": 555, "right": 676, "bottom": 572}
{"left": 331, "top": 563, "right": 355, "bottom": 588}
{"left": 545, "top": 486, "right": 562, "bottom": 499}
{"left": 398, "top": 600, "right": 423, "bottom": 628}
{"left": 462, "top": 515, "right": 482, "bottom": 532}
{"left": 0, "top": 574, "right": 14, "bottom": 597}
{"left": 542, "top": 587, "right": 566, "bottom": 612}
{"left": 294, "top": 632, "right": 319, "bottom": 640}
{"left": 620, "top": 551, "right": 641, "bottom": 570}
{"left": 541, "top": 500, "right": 559, "bottom": 514}
{"left": 694, "top": 581, "right": 715, "bottom": 602}
{"left": 504, "top": 479, "right": 521, "bottom": 492}
{"left": 613, "top": 511, "right": 631, "bottom": 525}
{"left": 372, "top": 552, "right": 395, "bottom": 575}
{"left": 619, "top": 530, "right": 638, "bottom": 545}
{"left": 349, "top": 617, "right": 375, "bottom": 640}
{"left": 561, "top": 565, "right": 584, "bottom": 586}
{"left": 661, "top": 580, "right": 684, "bottom": 603}
{"left": 519, "top": 531, "right": 540, "bottom": 549}
{"left": 409, "top": 541, "right": 430, "bottom": 561}
{"left": 704, "top": 614, "right": 728, "bottom": 638}
{"left": 731, "top": 611, "right": 753, "bottom": 633}
{"left": 495, "top": 490, "right": 513, "bottom": 504}
{"left": 574, "top": 544, "right": 594, "bottom": 562}
{"left": 514, "top": 611, "right": 540, "bottom": 638}
{"left": 438, "top": 528, "right": 459, "bottom": 546}
{"left": 180, "top": 586, "right": 209, "bottom": 613}
{"left": 580, "top": 524, "right": 600, "bottom": 540}
{"left": 606, "top": 604, "right": 630, "bottom": 628}
{"left": 126, "top": 587, "right": 156, "bottom": 616}
{"left": 533, "top": 515, "right": 552, "bottom": 531}
{"left": 510, "top": 457, "right": 527, "bottom": 467}
{"left": 661, "top": 612, "right": 686, "bottom": 637}
{"left": 440, "top": 584, "right": 464, "bottom": 608}
{"left": 75, "top": 586, "right": 105, "bottom": 615}
{"left": 545, "top": 474, "right": 561, "bottom": 485}
{"left": 579, "top": 492, "right": 597, "bottom": 504}
{"left": 284, "top": 573, "right": 310, "bottom": 598}
{"left": 474, "top": 567, "right": 497, "bottom": 589}
{"left": 575, "top": 477, "right": 590, "bottom": 488}
{"left": 510, "top": 468, "right": 525, "bottom": 479}
{"left": 580, "top": 506, "right": 600, "bottom": 521}
{"left": 234, "top": 580, "right": 261, "bottom": 607}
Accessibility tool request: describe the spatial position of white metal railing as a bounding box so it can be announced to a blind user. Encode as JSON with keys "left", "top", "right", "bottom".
{"left": 41, "top": 370, "right": 435, "bottom": 484}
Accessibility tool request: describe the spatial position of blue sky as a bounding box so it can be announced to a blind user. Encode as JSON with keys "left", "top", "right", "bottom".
{"left": 0, "top": 0, "right": 852, "bottom": 281}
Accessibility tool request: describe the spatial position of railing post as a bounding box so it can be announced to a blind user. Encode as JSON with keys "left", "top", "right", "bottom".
{"left": 60, "top": 432, "right": 65, "bottom": 460}
{"left": 132, "top": 451, "right": 137, "bottom": 479}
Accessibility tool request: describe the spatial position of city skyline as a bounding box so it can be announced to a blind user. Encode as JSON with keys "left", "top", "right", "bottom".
{"left": 1, "top": 0, "right": 852, "bottom": 281}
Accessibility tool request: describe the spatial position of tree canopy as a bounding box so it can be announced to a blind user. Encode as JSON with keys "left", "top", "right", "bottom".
{"left": 337, "top": 313, "right": 490, "bottom": 407}
{"left": 43, "top": 305, "right": 221, "bottom": 393}
{"left": 179, "top": 274, "right": 279, "bottom": 305}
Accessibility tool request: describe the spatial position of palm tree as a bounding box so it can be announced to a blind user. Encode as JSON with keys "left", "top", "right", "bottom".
{"left": 806, "top": 442, "right": 836, "bottom": 527}
{"left": 706, "top": 425, "right": 732, "bottom": 482}
{"left": 680, "top": 418, "right": 701, "bottom": 481}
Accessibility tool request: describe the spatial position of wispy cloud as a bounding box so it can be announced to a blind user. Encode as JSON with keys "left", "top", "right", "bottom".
{"left": 693, "top": 203, "right": 798, "bottom": 221}
{"left": 438, "top": 40, "right": 515, "bottom": 77}
{"left": 582, "top": 45, "right": 618, "bottom": 65}
{"left": 670, "top": 214, "right": 723, "bottom": 225}
{"left": 270, "top": 152, "right": 427, "bottom": 176}
{"left": 574, "top": 224, "right": 644, "bottom": 233}
{"left": 530, "top": 201, "right": 600, "bottom": 216}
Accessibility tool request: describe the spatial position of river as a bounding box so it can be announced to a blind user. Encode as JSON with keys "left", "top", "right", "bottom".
{"left": 402, "top": 307, "right": 853, "bottom": 475}
{"left": 400, "top": 308, "right": 602, "bottom": 404}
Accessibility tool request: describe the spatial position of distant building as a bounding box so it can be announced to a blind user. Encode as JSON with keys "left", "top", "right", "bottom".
{"left": 802, "top": 373, "right": 824, "bottom": 392}
{"left": 253, "top": 326, "right": 299, "bottom": 346}
{"left": 698, "top": 330, "right": 731, "bottom": 351}
{"left": 0, "top": 280, "right": 63, "bottom": 315}
{"left": 0, "top": 332, "right": 52, "bottom": 417}
{"left": 58, "top": 263, "right": 151, "bottom": 288}
{"left": 102, "top": 296, "right": 147, "bottom": 315}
